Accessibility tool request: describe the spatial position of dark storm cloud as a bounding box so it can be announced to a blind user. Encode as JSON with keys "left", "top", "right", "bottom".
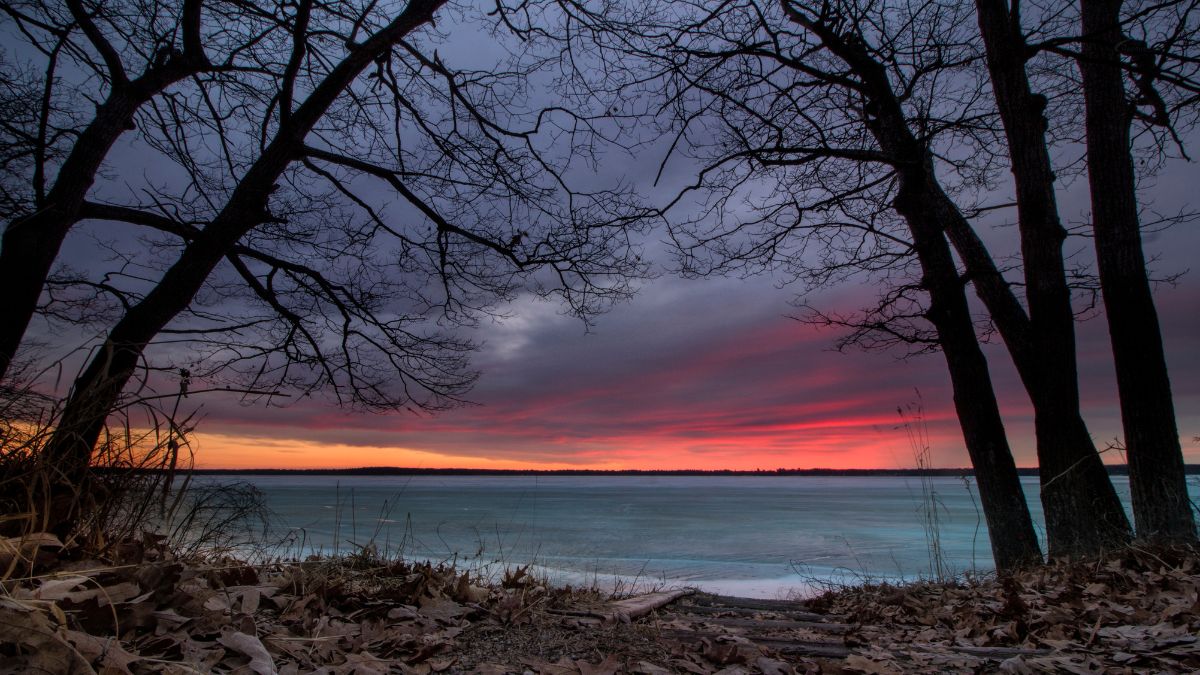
{"left": 190, "top": 274, "right": 972, "bottom": 465}
{"left": 187, "top": 201, "right": 1200, "bottom": 469}
{"left": 18, "top": 4, "right": 1199, "bottom": 470}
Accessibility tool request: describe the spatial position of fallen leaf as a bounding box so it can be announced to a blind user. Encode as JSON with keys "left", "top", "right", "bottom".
{"left": 843, "top": 654, "right": 900, "bottom": 674}
{"left": 0, "top": 605, "right": 95, "bottom": 674}
{"left": 63, "top": 630, "right": 139, "bottom": 674}
{"left": 0, "top": 532, "right": 64, "bottom": 570}
{"left": 28, "top": 575, "right": 90, "bottom": 601}
{"left": 577, "top": 654, "right": 622, "bottom": 675}
{"left": 755, "top": 657, "right": 795, "bottom": 675}
{"left": 218, "top": 627, "right": 278, "bottom": 675}
{"left": 65, "top": 581, "right": 142, "bottom": 606}
{"left": 241, "top": 588, "right": 262, "bottom": 614}
{"left": 338, "top": 652, "right": 393, "bottom": 674}
{"left": 670, "top": 658, "right": 711, "bottom": 675}
{"left": 631, "top": 660, "right": 671, "bottom": 674}
{"left": 417, "top": 596, "right": 466, "bottom": 622}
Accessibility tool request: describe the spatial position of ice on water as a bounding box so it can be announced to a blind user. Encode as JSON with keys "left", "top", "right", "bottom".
{"left": 192, "top": 474, "right": 1177, "bottom": 598}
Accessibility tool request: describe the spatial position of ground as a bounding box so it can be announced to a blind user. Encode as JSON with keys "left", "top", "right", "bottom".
{"left": 2, "top": 535, "right": 1198, "bottom": 673}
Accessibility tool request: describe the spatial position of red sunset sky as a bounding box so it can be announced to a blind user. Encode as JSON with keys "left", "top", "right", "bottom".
{"left": 172, "top": 136, "right": 1200, "bottom": 471}
{"left": 17, "top": 3, "right": 1197, "bottom": 473}
{"left": 188, "top": 262, "right": 1200, "bottom": 471}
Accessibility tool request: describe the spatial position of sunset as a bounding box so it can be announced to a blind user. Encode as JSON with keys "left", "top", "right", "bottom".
{"left": 3, "top": 0, "right": 1200, "bottom": 672}
{"left": 190, "top": 275, "right": 1200, "bottom": 471}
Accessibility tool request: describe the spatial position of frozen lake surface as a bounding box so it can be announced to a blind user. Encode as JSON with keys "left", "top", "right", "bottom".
{"left": 196, "top": 474, "right": 1194, "bottom": 598}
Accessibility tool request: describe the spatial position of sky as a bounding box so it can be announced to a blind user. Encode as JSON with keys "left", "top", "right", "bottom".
{"left": 181, "top": 9, "right": 1200, "bottom": 472}
{"left": 181, "top": 119, "right": 1200, "bottom": 471}
{"left": 11, "top": 2, "right": 1200, "bottom": 472}
{"left": 187, "top": 255, "right": 1199, "bottom": 470}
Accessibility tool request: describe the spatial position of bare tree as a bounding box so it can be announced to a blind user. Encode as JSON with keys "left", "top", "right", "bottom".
{"left": 1077, "top": 0, "right": 1197, "bottom": 543}
{"left": 967, "top": 0, "right": 1144, "bottom": 554}
{"left": 565, "top": 0, "right": 1186, "bottom": 559}
{"left": 0, "top": 0, "right": 222, "bottom": 381}
{"left": 779, "top": 0, "right": 1149, "bottom": 556}
{"left": 960, "top": 0, "right": 1197, "bottom": 544}
{"left": 553, "top": 0, "right": 1045, "bottom": 568}
{"left": 779, "top": 0, "right": 1061, "bottom": 565}
{"left": 24, "top": 0, "right": 649, "bottom": 535}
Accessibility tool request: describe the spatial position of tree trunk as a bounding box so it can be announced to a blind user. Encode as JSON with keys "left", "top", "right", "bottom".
{"left": 970, "top": 0, "right": 1133, "bottom": 555}
{"left": 892, "top": 174, "right": 1044, "bottom": 571}
{"left": 1078, "top": 0, "right": 1195, "bottom": 543}
{"left": 785, "top": 17, "right": 1044, "bottom": 569}
{"left": 37, "top": 0, "right": 447, "bottom": 536}
{"left": 933, "top": 188, "right": 1132, "bottom": 556}
{"left": 931, "top": 289, "right": 1046, "bottom": 572}
{"left": 0, "top": 89, "right": 149, "bottom": 381}
{"left": 0, "top": 36, "right": 210, "bottom": 383}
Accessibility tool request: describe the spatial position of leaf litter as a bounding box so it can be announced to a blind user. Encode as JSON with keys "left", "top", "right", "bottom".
{"left": 1, "top": 534, "right": 1197, "bottom": 674}
{"left": 806, "top": 546, "right": 1200, "bottom": 673}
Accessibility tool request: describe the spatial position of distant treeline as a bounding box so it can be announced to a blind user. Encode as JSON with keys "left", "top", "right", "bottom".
{"left": 108, "top": 465, "right": 1200, "bottom": 477}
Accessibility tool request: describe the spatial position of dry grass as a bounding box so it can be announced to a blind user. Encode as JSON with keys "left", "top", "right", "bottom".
{"left": 1, "top": 368, "right": 274, "bottom": 581}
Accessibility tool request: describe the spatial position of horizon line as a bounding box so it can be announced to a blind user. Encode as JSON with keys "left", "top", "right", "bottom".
{"left": 101, "top": 464, "right": 1200, "bottom": 476}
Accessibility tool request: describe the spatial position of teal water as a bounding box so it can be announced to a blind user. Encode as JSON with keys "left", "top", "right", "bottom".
{"left": 196, "top": 474, "right": 1197, "bottom": 598}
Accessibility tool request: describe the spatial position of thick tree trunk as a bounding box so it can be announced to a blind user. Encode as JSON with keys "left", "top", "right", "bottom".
{"left": 1078, "top": 0, "right": 1195, "bottom": 543}
{"left": 0, "top": 90, "right": 149, "bottom": 382}
{"left": 893, "top": 177, "right": 1043, "bottom": 571}
{"left": 0, "top": 31, "right": 210, "bottom": 383}
{"left": 934, "top": 189, "right": 1132, "bottom": 556}
{"left": 970, "top": 0, "right": 1133, "bottom": 555}
{"left": 38, "top": 0, "right": 447, "bottom": 536}
{"left": 928, "top": 281, "right": 1045, "bottom": 572}
{"left": 938, "top": 204, "right": 1133, "bottom": 554}
{"left": 781, "top": 14, "right": 1044, "bottom": 570}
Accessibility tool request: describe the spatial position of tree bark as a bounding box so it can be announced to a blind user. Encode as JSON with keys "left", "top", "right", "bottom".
{"left": 970, "top": 0, "right": 1133, "bottom": 555}
{"left": 894, "top": 170, "right": 1044, "bottom": 572}
{"left": 38, "top": 0, "right": 447, "bottom": 536}
{"left": 1078, "top": 0, "right": 1195, "bottom": 543}
{"left": 782, "top": 7, "right": 1043, "bottom": 570}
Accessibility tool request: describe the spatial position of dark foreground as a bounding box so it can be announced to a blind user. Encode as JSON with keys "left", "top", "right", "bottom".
{"left": 2, "top": 536, "right": 1197, "bottom": 673}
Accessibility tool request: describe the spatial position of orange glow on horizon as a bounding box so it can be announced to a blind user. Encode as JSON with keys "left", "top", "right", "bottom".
{"left": 190, "top": 432, "right": 606, "bottom": 471}
{"left": 191, "top": 421, "right": 978, "bottom": 471}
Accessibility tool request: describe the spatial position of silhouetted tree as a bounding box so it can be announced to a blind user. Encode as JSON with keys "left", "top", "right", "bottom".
{"left": 0, "top": 0, "right": 220, "bottom": 381}
{"left": 556, "top": 0, "right": 1045, "bottom": 569}
{"left": 19, "top": 0, "right": 648, "bottom": 535}
{"left": 780, "top": 0, "right": 1061, "bottom": 565}
{"left": 969, "top": 0, "right": 1138, "bottom": 554}
{"left": 1077, "top": 0, "right": 1197, "bottom": 543}
{"left": 559, "top": 0, "right": 1199, "bottom": 560}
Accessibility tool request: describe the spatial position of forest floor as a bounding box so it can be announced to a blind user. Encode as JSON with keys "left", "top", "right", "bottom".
{"left": 2, "top": 535, "right": 1198, "bottom": 674}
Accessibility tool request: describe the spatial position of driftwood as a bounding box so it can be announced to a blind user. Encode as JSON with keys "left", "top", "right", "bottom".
{"left": 606, "top": 589, "right": 697, "bottom": 620}
{"left": 925, "top": 644, "right": 1052, "bottom": 659}
{"left": 688, "top": 594, "right": 810, "bottom": 612}
{"left": 658, "top": 627, "right": 1050, "bottom": 662}
{"left": 549, "top": 588, "right": 696, "bottom": 625}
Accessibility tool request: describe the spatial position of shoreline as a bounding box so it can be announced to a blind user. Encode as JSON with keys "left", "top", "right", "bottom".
{"left": 5, "top": 535, "right": 1197, "bottom": 673}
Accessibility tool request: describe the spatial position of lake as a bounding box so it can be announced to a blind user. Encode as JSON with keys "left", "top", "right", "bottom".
{"left": 190, "top": 474, "right": 1196, "bottom": 598}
